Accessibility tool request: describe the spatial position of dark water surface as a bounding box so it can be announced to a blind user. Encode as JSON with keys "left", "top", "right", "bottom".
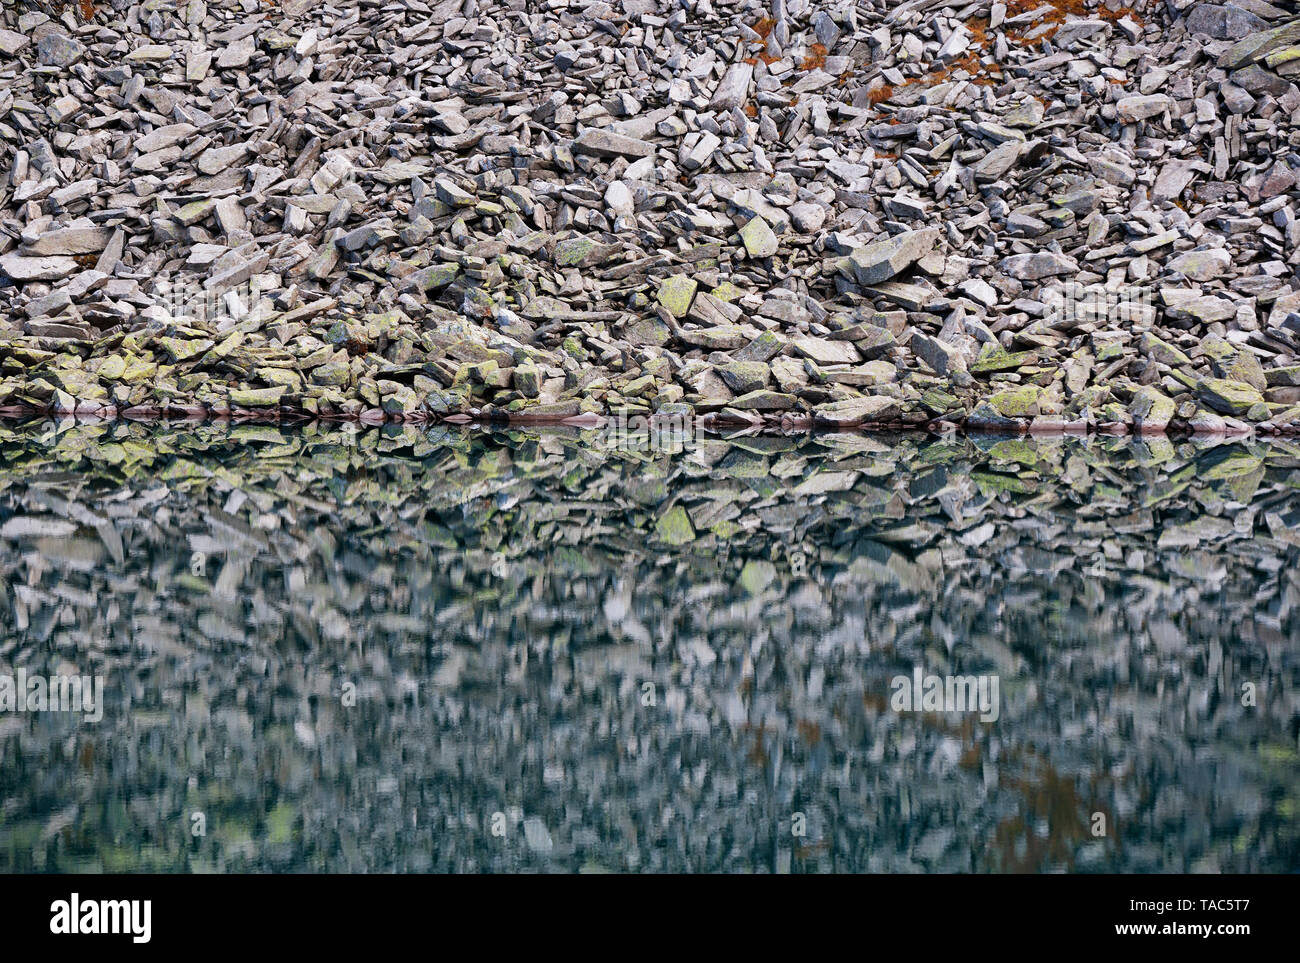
{"left": 0, "top": 419, "right": 1297, "bottom": 872}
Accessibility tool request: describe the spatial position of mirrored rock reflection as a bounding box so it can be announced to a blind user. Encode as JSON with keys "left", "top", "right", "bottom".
{"left": 0, "top": 419, "right": 1297, "bottom": 873}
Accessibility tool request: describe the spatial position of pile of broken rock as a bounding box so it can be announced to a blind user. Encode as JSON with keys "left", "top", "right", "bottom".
{"left": 1, "top": 0, "right": 1300, "bottom": 435}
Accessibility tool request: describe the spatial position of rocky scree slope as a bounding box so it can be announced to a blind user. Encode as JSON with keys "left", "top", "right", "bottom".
{"left": 1, "top": 0, "right": 1300, "bottom": 434}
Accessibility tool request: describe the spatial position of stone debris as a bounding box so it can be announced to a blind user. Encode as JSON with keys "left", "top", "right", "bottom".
{"left": 0, "top": 1, "right": 1298, "bottom": 436}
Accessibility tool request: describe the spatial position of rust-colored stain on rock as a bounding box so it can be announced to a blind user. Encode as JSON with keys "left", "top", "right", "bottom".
{"left": 799, "top": 42, "right": 828, "bottom": 71}
{"left": 867, "top": 0, "right": 1150, "bottom": 107}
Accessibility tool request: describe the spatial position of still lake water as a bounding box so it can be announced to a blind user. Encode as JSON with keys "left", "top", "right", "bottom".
{"left": 0, "top": 418, "right": 1297, "bottom": 873}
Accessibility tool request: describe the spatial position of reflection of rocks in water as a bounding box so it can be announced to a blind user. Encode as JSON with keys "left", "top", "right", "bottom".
{"left": 0, "top": 419, "right": 1297, "bottom": 872}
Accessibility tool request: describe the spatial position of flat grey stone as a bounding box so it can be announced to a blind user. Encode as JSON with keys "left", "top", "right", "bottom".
{"left": 573, "top": 128, "right": 655, "bottom": 159}
{"left": 843, "top": 229, "right": 939, "bottom": 286}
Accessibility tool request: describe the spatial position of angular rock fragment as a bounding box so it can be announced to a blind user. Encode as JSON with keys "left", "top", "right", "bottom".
{"left": 998, "top": 252, "right": 1078, "bottom": 280}
{"left": 739, "top": 216, "right": 779, "bottom": 258}
{"left": 0, "top": 254, "right": 79, "bottom": 281}
{"left": 843, "top": 229, "right": 939, "bottom": 286}
{"left": 1198, "top": 379, "right": 1265, "bottom": 415}
{"left": 814, "top": 396, "right": 899, "bottom": 427}
{"left": 574, "top": 129, "right": 655, "bottom": 159}
{"left": 710, "top": 62, "right": 754, "bottom": 111}
{"left": 1116, "top": 95, "right": 1172, "bottom": 123}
